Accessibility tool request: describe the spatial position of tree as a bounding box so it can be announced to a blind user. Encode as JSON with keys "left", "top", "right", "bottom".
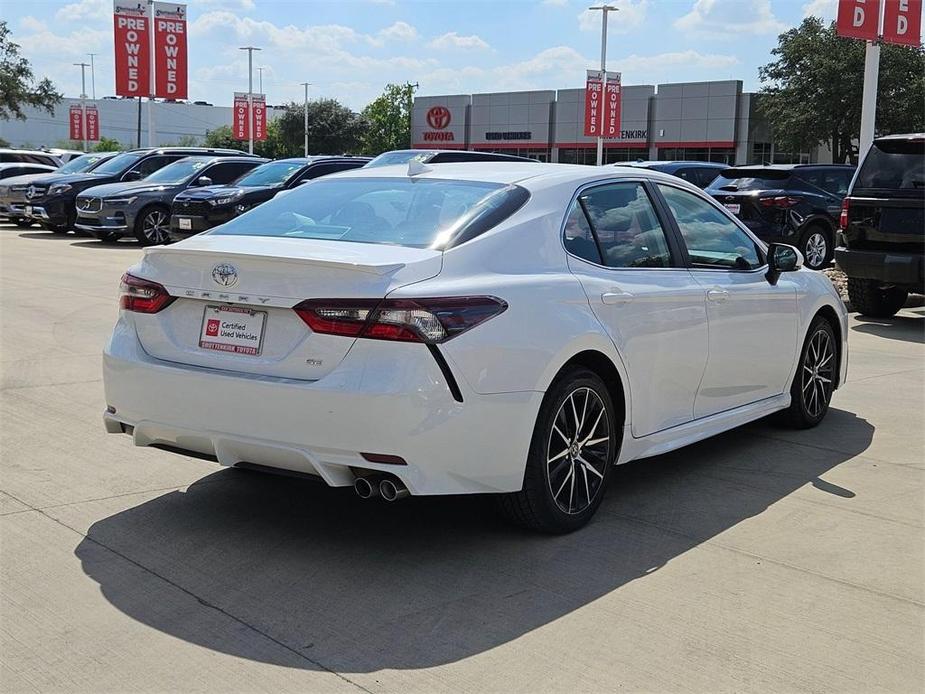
{"left": 273, "top": 99, "right": 367, "bottom": 156}
{"left": 360, "top": 83, "right": 415, "bottom": 155}
{"left": 0, "top": 20, "right": 62, "bottom": 121}
{"left": 204, "top": 123, "right": 279, "bottom": 158}
{"left": 93, "top": 137, "right": 123, "bottom": 152}
{"left": 759, "top": 17, "right": 925, "bottom": 163}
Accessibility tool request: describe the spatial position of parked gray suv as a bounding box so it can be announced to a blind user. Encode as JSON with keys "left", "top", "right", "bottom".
{"left": 75, "top": 156, "right": 266, "bottom": 245}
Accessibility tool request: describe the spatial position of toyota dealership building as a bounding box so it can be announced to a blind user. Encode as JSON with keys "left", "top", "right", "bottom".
{"left": 412, "top": 79, "right": 827, "bottom": 166}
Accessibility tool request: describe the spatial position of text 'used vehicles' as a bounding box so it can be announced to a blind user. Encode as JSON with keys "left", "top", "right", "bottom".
{"left": 103, "top": 162, "right": 847, "bottom": 533}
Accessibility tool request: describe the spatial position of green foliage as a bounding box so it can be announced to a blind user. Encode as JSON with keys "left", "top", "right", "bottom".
{"left": 272, "top": 99, "right": 367, "bottom": 157}
{"left": 0, "top": 136, "right": 9, "bottom": 147}
{"left": 174, "top": 134, "right": 200, "bottom": 147}
{"left": 0, "top": 20, "right": 62, "bottom": 121}
{"left": 360, "top": 83, "right": 415, "bottom": 155}
{"left": 759, "top": 17, "right": 925, "bottom": 163}
{"left": 93, "top": 137, "right": 123, "bottom": 152}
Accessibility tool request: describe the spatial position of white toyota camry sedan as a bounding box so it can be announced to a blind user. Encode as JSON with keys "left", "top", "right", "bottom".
{"left": 103, "top": 162, "right": 848, "bottom": 533}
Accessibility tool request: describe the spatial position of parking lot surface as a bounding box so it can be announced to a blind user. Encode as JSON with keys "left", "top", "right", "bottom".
{"left": 1, "top": 223, "right": 923, "bottom": 693}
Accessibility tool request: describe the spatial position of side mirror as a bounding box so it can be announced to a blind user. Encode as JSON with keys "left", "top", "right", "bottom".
{"left": 122, "top": 169, "right": 143, "bottom": 181}
{"left": 196, "top": 176, "right": 213, "bottom": 187}
{"left": 766, "top": 243, "right": 803, "bottom": 285}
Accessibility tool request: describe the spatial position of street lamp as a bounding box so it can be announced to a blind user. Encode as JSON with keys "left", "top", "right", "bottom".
{"left": 73, "top": 62, "right": 90, "bottom": 152}
{"left": 588, "top": 5, "right": 617, "bottom": 166}
{"left": 408, "top": 81, "right": 419, "bottom": 149}
{"left": 239, "top": 46, "right": 262, "bottom": 154}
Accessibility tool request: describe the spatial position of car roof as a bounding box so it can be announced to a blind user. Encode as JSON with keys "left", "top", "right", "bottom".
{"left": 0, "top": 148, "right": 59, "bottom": 156}
{"left": 124, "top": 147, "right": 252, "bottom": 156}
{"left": 874, "top": 133, "right": 924, "bottom": 142}
{"left": 0, "top": 162, "right": 56, "bottom": 170}
{"left": 723, "top": 164, "right": 854, "bottom": 171}
{"left": 269, "top": 156, "right": 372, "bottom": 165}
{"left": 619, "top": 160, "right": 727, "bottom": 170}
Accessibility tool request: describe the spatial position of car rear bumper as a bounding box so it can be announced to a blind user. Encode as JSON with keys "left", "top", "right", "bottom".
{"left": 102, "top": 317, "right": 542, "bottom": 495}
{"left": 169, "top": 214, "right": 214, "bottom": 241}
{"left": 835, "top": 246, "right": 924, "bottom": 289}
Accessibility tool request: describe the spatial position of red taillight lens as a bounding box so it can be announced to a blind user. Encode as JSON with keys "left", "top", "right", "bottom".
{"left": 759, "top": 196, "right": 800, "bottom": 209}
{"left": 293, "top": 297, "right": 507, "bottom": 344}
{"left": 839, "top": 198, "right": 850, "bottom": 229}
{"left": 119, "top": 273, "right": 175, "bottom": 313}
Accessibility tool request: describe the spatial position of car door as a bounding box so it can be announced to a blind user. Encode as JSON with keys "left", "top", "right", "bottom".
{"left": 655, "top": 182, "right": 799, "bottom": 419}
{"left": 564, "top": 179, "right": 709, "bottom": 438}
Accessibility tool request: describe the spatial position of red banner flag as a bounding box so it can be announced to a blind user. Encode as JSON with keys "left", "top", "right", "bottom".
{"left": 603, "top": 73, "right": 622, "bottom": 139}
{"left": 883, "top": 0, "right": 923, "bottom": 46}
{"left": 233, "top": 92, "right": 249, "bottom": 140}
{"left": 86, "top": 106, "right": 100, "bottom": 141}
{"left": 113, "top": 1, "right": 150, "bottom": 97}
{"left": 583, "top": 70, "right": 604, "bottom": 137}
{"left": 153, "top": 2, "right": 188, "bottom": 99}
{"left": 836, "top": 0, "right": 882, "bottom": 40}
{"left": 69, "top": 105, "right": 84, "bottom": 141}
{"left": 252, "top": 94, "right": 267, "bottom": 142}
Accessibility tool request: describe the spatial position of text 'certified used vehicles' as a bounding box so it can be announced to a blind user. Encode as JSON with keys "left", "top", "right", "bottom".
{"left": 25, "top": 147, "right": 253, "bottom": 233}
{"left": 76, "top": 156, "right": 266, "bottom": 245}
{"left": 169, "top": 155, "right": 370, "bottom": 241}
{"left": 103, "top": 163, "right": 848, "bottom": 533}
{"left": 836, "top": 134, "right": 924, "bottom": 317}
{"left": 705, "top": 164, "right": 856, "bottom": 270}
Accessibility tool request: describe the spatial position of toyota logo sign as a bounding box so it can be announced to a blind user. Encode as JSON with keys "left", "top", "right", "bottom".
{"left": 426, "top": 106, "right": 451, "bottom": 130}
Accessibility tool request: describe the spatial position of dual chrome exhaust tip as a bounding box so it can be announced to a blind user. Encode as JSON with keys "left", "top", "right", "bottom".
{"left": 354, "top": 475, "right": 410, "bottom": 502}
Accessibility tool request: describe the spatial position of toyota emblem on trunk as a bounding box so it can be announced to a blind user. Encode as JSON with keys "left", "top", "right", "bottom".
{"left": 212, "top": 263, "right": 238, "bottom": 287}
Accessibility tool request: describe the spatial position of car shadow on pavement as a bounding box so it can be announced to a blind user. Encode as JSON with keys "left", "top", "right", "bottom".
{"left": 75, "top": 408, "right": 873, "bottom": 673}
{"left": 16, "top": 232, "right": 74, "bottom": 240}
{"left": 70, "top": 240, "right": 143, "bottom": 249}
{"left": 851, "top": 313, "right": 924, "bottom": 344}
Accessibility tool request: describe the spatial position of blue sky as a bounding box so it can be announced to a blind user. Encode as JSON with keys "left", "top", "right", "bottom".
{"left": 10, "top": 0, "right": 840, "bottom": 109}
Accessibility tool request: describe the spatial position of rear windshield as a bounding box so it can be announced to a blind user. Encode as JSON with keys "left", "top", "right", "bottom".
{"left": 210, "top": 177, "right": 528, "bottom": 249}
{"left": 235, "top": 160, "right": 305, "bottom": 187}
{"left": 855, "top": 140, "right": 925, "bottom": 195}
{"left": 710, "top": 169, "right": 791, "bottom": 191}
{"left": 57, "top": 153, "right": 112, "bottom": 174}
{"left": 364, "top": 151, "right": 431, "bottom": 168}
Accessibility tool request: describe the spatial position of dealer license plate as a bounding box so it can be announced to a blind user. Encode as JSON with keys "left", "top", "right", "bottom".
{"left": 178, "top": 217, "right": 192, "bottom": 230}
{"left": 724, "top": 203, "right": 741, "bottom": 215}
{"left": 199, "top": 305, "right": 266, "bottom": 356}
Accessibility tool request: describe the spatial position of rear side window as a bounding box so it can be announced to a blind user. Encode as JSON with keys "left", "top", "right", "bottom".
{"left": 210, "top": 177, "right": 529, "bottom": 249}
{"left": 205, "top": 161, "right": 259, "bottom": 185}
{"left": 564, "top": 182, "right": 673, "bottom": 268}
{"left": 855, "top": 140, "right": 925, "bottom": 194}
{"left": 710, "top": 169, "right": 791, "bottom": 191}
{"left": 796, "top": 169, "right": 852, "bottom": 196}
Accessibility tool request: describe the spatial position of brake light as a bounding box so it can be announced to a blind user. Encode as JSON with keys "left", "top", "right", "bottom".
{"left": 119, "top": 273, "right": 175, "bottom": 313}
{"left": 759, "top": 195, "right": 800, "bottom": 209}
{"left": 839, "top": 198, "right": 850, "bottom": 229}
{"left": 293, "top": 297, "right": 507, "bottom": 343}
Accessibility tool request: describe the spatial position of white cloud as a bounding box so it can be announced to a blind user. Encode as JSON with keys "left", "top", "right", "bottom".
{"left": 379, "top": 21, "right": 419, "bottom": 42}
{"left": 542, "top": 0, "right": 569, "bottom": 6}
{"left": 55, "top": 0, "right": 109, "bottom": 22}
{"left": 674, "top": 0, "right": 786, "bottom": 37}
{"left": 615, "top": 49, "right": 739, "bottom": 73}
{"left": 199, "top": 0, "right": 256, "bottom": 10}
{"left": 802, "top": 0, "right": 837, "bottom": 20}
{"left": 19, "top": 16, "right": 47, "bottom": 32}
{"left": 427, "top": 32, "right": 490, "bottom": 50}
{"left": 578, "top": 0, "right": 648, "bottom": 34}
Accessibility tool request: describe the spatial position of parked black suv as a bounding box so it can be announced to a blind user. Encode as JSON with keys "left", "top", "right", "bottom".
{"left": 168, "top": 155, "right": 370, "bottom": 241}
{"left": 705, "top": 164, "right": 855, "bottom": 270}
{"left": 836, "top": 134, "right": 924, "bottom": 317}
{"left": 364, "top": 149, "right": 538, "bottom": 167}
{"left": 24, "top": 147, "right": 252, "bottom": 233}
{"left": 76, "top": 156, "right": 266, "bottom": 245}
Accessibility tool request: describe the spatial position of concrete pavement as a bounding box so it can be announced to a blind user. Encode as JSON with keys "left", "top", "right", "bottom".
{"left": 1, "top": 224, "right": 922, "bottom": 692}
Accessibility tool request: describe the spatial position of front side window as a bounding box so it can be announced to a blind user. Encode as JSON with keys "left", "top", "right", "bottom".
{"left": 566, "top": 182, "right": 673, "bottom": 268}
{"left": 658, "top": 184, "right": 762, "bottom": 270}
{"left": 143, "top": 158, "right": 209, "bottom": 184}
{"left": 237, "top": 161, "right": 306, "bottom": 187}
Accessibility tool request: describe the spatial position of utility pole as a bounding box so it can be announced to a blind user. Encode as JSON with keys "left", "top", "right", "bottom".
{"left": 239, "top": 46, "right": 262, "bottom": 155}
{"left": 88, "top": 53, "right": 97, "bottom": 100}
{"left": 74, "top": 62, "right": 89, "bottom": 152}
{"left": 588, "top": 5, "right": 617, "bottom": 166}
{"left": 147, "top": 0, "right": 155, "bottom": 147}
{"left": 408, "top": 81, "right": 419, "bottom": 149}
{"left": 257, "top": 67, "right": 263, "bottom": 95}
{"left": 301, "top": 82, "right": 311, "bottom": 156}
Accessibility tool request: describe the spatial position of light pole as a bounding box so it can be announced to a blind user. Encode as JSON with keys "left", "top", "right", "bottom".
{"left": 88, "top": 53, "right": 97, "bottom": 100}
{"left": 407, "top": 81, "right": 419, "bottom": 149}
{"left": 588, "top": 4, "right": 617, "bottom": 166}
{"left": 239, "top": 46, "right": 262, "bottom": 154}
{"left": 73, "top": 62, "right": 90, "bottom": 152}
{"left": 300, "top": 82, "right": 311, "bottom": 156}
{"left": 257, "top": 67, "right": 263, "bottom": 95}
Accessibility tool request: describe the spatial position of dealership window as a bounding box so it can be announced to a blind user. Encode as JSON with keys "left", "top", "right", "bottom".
{"left": 557, "top": 148, "right": 645, "bottom": 165}
{"left": 474, "top": 147, "right": 550, "bottom": 162}
{"left": 658, "top": 147, "right": 735, "bottom": 165}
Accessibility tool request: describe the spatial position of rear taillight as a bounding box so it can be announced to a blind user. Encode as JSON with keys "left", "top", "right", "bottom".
{"left": 293, "top": 297, "right": 507, "bottom": 344}
{"left": 839, "top": 198, "right": 850, "bottom": 229}
{"left": 759, "top": 195, "right": 800, "bottom": 209}
{"left": 119, "top": 273, "right": 175, "bottom": 313}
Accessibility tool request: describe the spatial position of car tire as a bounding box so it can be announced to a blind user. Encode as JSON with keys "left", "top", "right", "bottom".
{"left": 134, "top": 206, "right": 171, "bottom": 246}
{"left": 498, "top": 366, "right": 619, "bottom": 534}
{"left": 799, "top": 225, "right": 832, "bottom": 270}
{"left": 96, "top": 231, "right": 122, "bottom": 243}
{"left": 846, "top": 278, "right": 908, "bottom": 318}
{"left": 782, "top": 316, "right": 837, "bottom": 429}
{"left": 13, "top": 218, "right": 33, "bottom": 228}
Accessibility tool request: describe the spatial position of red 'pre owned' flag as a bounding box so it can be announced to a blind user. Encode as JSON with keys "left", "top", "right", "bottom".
{"left": 584, "top": 70, "right": 604, "bottom": 137}
{"left": 835, "top": 0, "right": 882, "bottom": 40}
{"left": 882, "top": 0, "right": 923, "bottom": 46}
{"left": 233, "top": 93, "right": 249, "bottom": 140}
{"left": 86, "top": 106, "right": 100, "bottom": 141}
{"left": 113, "top": 1, "right": 150, "bottom": 97}
{"left": 153, "top": 2, "right": 188, "bottom": 99}
{"left": 69, "top": 105, "right": 84, "bottom": 140}
{"left": 252, "top": 94, "right": 267, "bottom": 142}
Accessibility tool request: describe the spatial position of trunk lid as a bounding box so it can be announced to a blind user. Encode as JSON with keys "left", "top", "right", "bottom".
{"left": 129, "top": 235, "right": 443, "bottom": 379}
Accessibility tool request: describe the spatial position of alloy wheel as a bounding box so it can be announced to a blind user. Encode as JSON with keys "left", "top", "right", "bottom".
{"left": 804, "top": 232, "right": 828, "bottom": 269}
{"left": 143, "top": 210, "right": 169, "bottom": 244}
{"left": 801, "top": 328, "right": 834, "bottom": 418}
{"left": 546, "top": 386, "right": 611, "bottom": 515}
